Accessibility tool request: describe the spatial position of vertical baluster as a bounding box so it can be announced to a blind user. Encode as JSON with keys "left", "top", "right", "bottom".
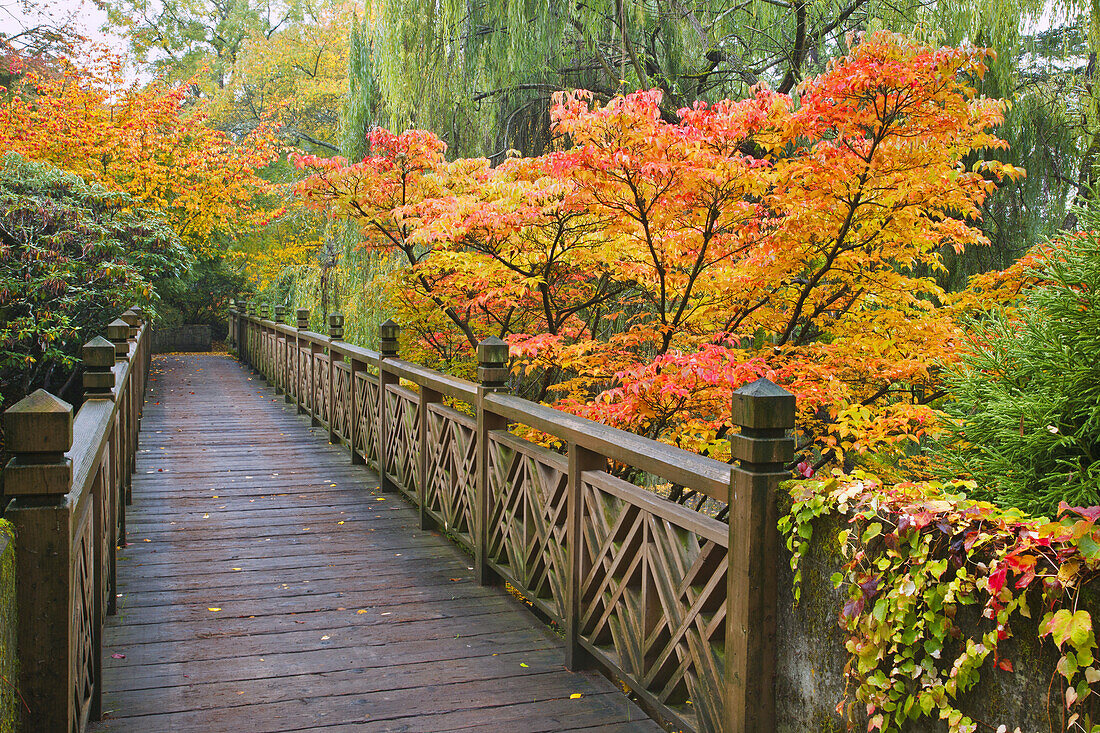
{"left": 418, "top": 385, "right": 442, "bottom": 530}
{"left": 475, "top": 336, "right": 509, "bottom": 587}
{"left": 565, "top": 443, "right": 605, "bottom": 670}
{"left": 350, "top": 353, "right": 368, "bottom": 465}
{"left": 725, "top": 378, "right": 795, "bottom": 733}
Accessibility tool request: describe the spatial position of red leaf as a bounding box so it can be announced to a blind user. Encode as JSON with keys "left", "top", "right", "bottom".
{"left": 998, "top": 658, "right": 1013, "bottom": 672}
{"left": 988, "top": 566, "right": 1008, "bottom": 595}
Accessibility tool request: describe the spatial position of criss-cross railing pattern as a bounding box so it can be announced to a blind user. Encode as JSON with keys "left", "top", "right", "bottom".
{"left": 486, "top": 431, "right": 570, "bottom": 622}
{"left": 1, "top": 308, "right": 151, "bottom": 732}
{"left": 423, "top": 404, "right": 478, "bottom": 551}
{"left": 231, "top": 307, "right": 794, "bottom": 733}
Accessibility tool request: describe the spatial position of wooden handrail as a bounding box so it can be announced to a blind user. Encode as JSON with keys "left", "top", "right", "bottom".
{"left": 229, "top": 304, "right": 795, "bottom": 733}
{"left": 1, "top": 308, "right": 151, "bottom": 732}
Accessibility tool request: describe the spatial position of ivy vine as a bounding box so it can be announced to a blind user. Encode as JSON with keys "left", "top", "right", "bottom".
{"left": 780, "top": 473, "right": 1100, "bottom": 732}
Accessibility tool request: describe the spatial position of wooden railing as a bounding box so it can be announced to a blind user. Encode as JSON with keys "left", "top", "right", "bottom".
{"left": 1, "top": 307, "right": 150, "bottom": 732}
{"left": 230, "top": 302, "right": 795, "bottom": 733}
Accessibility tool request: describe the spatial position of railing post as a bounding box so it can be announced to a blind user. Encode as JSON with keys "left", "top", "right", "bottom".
{"left": 257, "top": 304, "right": 269, "bottom": 379}
{"left": 327, "top": 312, "right": 343, "bottom": 445}
{"left": 726, "top": 377, "right": 795, "bottom": 733}
{"left": 108, "top": 319, "right": 134, "bottom": 505}
{"left": 83, "top": 336, "right": 117, "bottom": 400}
{"left": 84, "top": 337, "right": 120, "bottom": 631}
{"left": 273, "top": 305, "right": 286, "bottom": 395}
{"left": 295, "top": 309, "right": 310, "bottom": 414}
{"left": 228, "top": 300, "right": 237, "bottom": 352}
{"left": 240, "top": 300, "right": 251, "bottom": 367}
{"left": 565, "top": 443, "right": 605, "bottom": 671}
{"left": 377, "top": 319, "right": 399, "bottom": 493}
{"left": 475, "top": 336, "right": 509, "bottom": 587}
{"left": 2, "top": 391, "right": 77, "bottom": 732}
{"left": 122, "top": 308, "right": 142, "bottom": 478}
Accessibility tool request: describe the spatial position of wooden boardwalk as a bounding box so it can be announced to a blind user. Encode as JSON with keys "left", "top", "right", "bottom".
{"left": 91, "top": 354, "right": 660, "bottom": 732}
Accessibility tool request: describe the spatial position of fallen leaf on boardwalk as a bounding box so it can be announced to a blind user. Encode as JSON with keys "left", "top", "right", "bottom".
{"left": 357, "top": 609, "right": 367, "bottom": 614}
{"left": 570, "top": 694, "right": 583, "bottom": 699}
{"left": 142, "top": 539, "right": 150, "bottom": 542}
{"left": 294, "top": 620, "right": 305, "bottom": 624}
{"left": 111, "top": 653, "right": 125, "bottom": 659}
{"left": 337, "top": 521, "right": 344, "bottom": 525}
{"left": 203, "top": 514, "right": 210, "bottom": 519}
{"left": 207, "top": 607, "right": 221, "bottom": 612}
{"left": 321, "top": 635, "right": 330, "bottom": 640}
{"left": 302, "top": 527, "right": 310, "bottom": 531}
{"left": 231, "top": 568, "right": 242, "bottom": 571}
{"left": 449, "top": 578, "right": 461, "bottom": 582}
{"left": 520, "top": 663, "right": 529, "bottom": 668}
{"left": 376, "top": 498, "right": 385, "bottom": 502}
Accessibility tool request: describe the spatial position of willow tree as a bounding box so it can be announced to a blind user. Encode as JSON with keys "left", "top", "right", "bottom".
{"left": 356, "top": 0, "right": 1100, "bottom": 279}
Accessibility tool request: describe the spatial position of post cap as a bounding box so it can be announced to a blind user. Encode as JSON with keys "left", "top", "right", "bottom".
{"left": 731, "top": 377, "right": 796, "bottom": 430}
{"left": 477, "top": 336, "right": 509, "bottom": 367}
{"left": 2, "top": 389, "right": 73, "bottom": 454}
{"left": 82, "top": 336, "right": 116, "bottom": 368}
{"left": 120, "top": 309, "right": 140, "bottom": 328}
{"left": 107, "top": 319, "right": 130, "bottom": 342}
{"left": 379, "top": 318, "right": 400, "bottom": 340}
{"left": 274, "top": 305, "right": 287, "bottom": 323}
{"left": 328, "top": 312, "right": 344, "bottom": 338}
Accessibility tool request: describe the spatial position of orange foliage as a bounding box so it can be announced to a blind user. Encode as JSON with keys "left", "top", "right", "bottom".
{"left": 295, "top": 33, "right": 1029, "bottom": 469}
{"left": 0, "top": 50, "right": 279, "bottom": 252}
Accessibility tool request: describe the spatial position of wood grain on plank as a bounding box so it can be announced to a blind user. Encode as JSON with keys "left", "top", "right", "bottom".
{"left": 90, "top": 354, "right": 659, "bottom": 733}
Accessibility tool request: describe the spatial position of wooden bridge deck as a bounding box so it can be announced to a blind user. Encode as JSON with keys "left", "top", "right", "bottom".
{"left": 90, "top": 353, "right": 660, "bottom": 732}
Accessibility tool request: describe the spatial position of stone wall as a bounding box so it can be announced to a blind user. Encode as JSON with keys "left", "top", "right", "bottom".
{"left": 152, "top": 325, "right": 212, "bottom": 353}
{"left": 774, "top": 488, "right": 1094, "bottom": 731}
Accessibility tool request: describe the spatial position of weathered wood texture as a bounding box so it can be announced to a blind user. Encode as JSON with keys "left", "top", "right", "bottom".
{"left": 89, "top": 354, "right": 660, "bottom": 733}
{"left": 2, "top": 308, "right": 151, "bottom": 733}
{"left": 231, "top": 308, "right": 796, "bottom": 733}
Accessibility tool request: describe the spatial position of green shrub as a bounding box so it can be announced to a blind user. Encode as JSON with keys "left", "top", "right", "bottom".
{"left": 0, "top": 153, "right": 189, "bottom": 408}
{"left": 935, "top": 208, "right": 1100, "bottom": 515}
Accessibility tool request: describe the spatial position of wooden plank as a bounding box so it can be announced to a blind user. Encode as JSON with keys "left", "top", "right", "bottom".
{"left": 89, "top": 354, "right": 660, "bottom": 733}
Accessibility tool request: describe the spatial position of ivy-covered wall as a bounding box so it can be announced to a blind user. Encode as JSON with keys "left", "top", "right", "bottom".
{"left": 0, "top": 522, "right": 18, "bottom": 733}
{"left": 775, "top": 490, "right": 1097, "bottom": 731}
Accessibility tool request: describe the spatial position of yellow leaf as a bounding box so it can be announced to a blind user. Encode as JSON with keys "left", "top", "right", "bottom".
{"left": 208, "top": 607, "right": 221, "bottom": 612}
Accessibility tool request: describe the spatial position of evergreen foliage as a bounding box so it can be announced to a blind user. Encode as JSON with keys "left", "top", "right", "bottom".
{"left": 936, "top": 206, "right": 1100, "bottom": 514}
{"left": 0, "top": 153, "right": 189, "bottom": 406}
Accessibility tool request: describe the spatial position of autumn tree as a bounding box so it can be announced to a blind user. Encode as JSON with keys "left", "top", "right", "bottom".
{"left": 0, "top": 51, "right": 279, "bottom": 253}
{"left": 295, "top": 33, "right": 1019, "bottom": 473}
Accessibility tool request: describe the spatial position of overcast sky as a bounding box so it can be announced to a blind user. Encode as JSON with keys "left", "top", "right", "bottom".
{"left": 1, "top": 0, "right": 129, "bottom": 54}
